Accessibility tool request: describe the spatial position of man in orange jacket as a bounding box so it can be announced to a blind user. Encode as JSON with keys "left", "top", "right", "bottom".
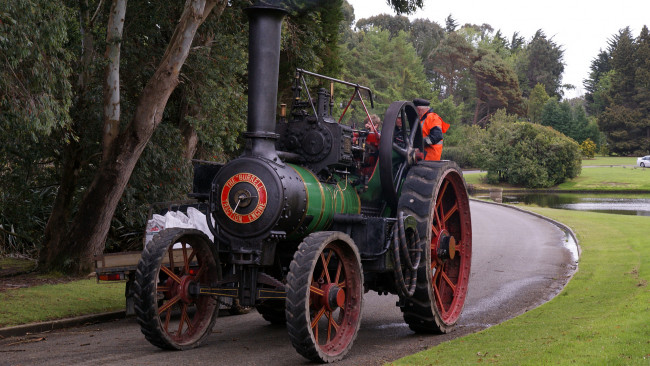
{"left": 413, "top": 98, "right": 449, "bottom": 161}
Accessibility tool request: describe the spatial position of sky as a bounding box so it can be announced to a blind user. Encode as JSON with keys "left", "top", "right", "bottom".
{"left": 347, "top": 0, "right": 650, "bottom": 99}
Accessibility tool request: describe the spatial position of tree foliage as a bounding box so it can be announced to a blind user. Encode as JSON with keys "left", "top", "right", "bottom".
{"left": 517, "top": 30, "right": 565, "bottom": 98}
{"left": 339, "top": 28, "right": 429, "bottom": 122}
{"left": 587, "top": 26, "right": 650, "bottom": 155}
{"left": 471, "top": 49, "right": 524, "bottom": 124}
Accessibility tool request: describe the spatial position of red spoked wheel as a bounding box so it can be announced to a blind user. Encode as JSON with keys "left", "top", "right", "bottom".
{"left": 286, "top": 231, "right": 363, "bottom": 363}
{"left": 398, "top": 161, "right": 472, "bottom": 333}
{"left": 134, "top": 228, "right": 221, "bottom": 350}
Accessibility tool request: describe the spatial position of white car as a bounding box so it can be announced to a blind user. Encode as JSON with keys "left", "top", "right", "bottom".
{"left": 638, "top": 155, "right": 650, "bottom": 167}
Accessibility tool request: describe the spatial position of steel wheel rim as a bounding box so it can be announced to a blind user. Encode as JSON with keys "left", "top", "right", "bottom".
{"left": 429, "top": 171, "right": 472, "bottom": 325}
{"left": 155, "top": 238, "right": 218, "bottom": 346}
{"left": 308, "top": 242, "right": 362, "bottom": 356}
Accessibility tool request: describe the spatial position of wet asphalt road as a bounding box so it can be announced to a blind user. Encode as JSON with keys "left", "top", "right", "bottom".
{"left": 0, "top": 200, "right": 576, "bottom": 366}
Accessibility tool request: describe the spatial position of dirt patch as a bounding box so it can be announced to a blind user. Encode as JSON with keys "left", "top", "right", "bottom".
{"left": 0, "top": 273, "right": 81, "bottom": 292}
{"left": 0, "top": 258, "right": 82, "bottom": 292}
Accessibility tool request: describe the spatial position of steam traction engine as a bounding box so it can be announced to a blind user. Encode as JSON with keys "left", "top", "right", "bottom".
{"left": 134, "top": 4, "right": 472, "bottom": 363}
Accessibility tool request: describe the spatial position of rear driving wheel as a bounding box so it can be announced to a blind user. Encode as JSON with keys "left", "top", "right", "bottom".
{"left": 134, "top": 228, "right": 220, "bottom": 350}
{"left": 286, "top": 232, "right": 363, "bottom": 363}
{"left": 398, "top": 161, "right": 472, "bottom": 333}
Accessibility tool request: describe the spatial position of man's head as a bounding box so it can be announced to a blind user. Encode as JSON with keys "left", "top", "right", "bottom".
{"left": 413, "top": 98, "right": 430, "bottom": 118}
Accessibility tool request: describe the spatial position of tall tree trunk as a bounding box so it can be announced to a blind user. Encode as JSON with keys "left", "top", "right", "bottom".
{"left": 102, "top": 0, "right": 126, "bottom": 159}
{"left": 39, "top": 0, "right": 223, "bottom": 274}
{"left": 178, "top": 88, "right": 200, "bottom": 160}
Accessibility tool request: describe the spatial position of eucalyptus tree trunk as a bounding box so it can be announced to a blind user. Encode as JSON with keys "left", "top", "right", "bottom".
{"left": 102, "top": 0, "right": 126, "bottom": 159}
{"left": 39, "top": 0, "right": 225, "bottom": 275}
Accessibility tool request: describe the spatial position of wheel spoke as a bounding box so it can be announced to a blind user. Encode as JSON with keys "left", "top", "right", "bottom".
{"left": 437, "top": 180, "right": 449, "bottom": 209}
{"left": 433, "top": 281, "right": 446, "bottom": 314}
{"left": 181, "top": 243, "right": 189, "bottom": 275}
{"left": 318, "top": 251, "right": 333, "bottom": 283}
{"left": 168, "top": 248, "right": 175, "bottom": 271}
{"left": 311, "top": 307, "right": 326, "bottom": 329}
{"left": 334, "top": 260, "right": 342, "bottom": 284}
{"left": 158, "top": 294, "right": 181, "bottom": 315}
{"left": 164, "top": 307, "right": 172, "bottom": 332}
{"left": 177, "top": 303, "right": 188, "bottom": 335}
{"left": 325, "top": 311, "right": 340, "bottom": 343}
{"left": 310, "top": 285, "right": 325, "bottom": 297}
{"left": 440, "top": 269, "right": 457, "bottom": 293}
{"left": 160, "top": 265, "right": 182, "bottom": 284}
{"left": 444, "top": 202, "right": 458, "bottom": 223}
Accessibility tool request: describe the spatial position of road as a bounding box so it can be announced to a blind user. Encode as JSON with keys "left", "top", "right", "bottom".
{"left": 0, "top": 201, "right": 577, "bottom": 365}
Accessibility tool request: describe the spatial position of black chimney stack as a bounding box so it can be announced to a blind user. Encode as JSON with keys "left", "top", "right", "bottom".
{"left": 244, "top": 5, "right": 287, "bottom": 160}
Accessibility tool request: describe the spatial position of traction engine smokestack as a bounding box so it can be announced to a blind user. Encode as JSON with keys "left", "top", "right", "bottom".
{"left": 244, "top": 5, "right": 287, "bottom": 160}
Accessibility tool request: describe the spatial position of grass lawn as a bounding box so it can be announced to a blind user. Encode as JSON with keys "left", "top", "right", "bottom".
{"left": 582, "top": 156, "right": 638, "bottom": 166}
{"left": 0, "top": 278, "right": 124, "bottom": 328}
{"left": 392, "top": 208, "right": 649, "bottom": 365}
{"left": 464, "top": 165, "right": 650, "bottom": 191}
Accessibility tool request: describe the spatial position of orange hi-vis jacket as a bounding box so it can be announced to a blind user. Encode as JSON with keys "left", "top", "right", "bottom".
{"left": 420, "top": 109, "right": 449, "bottom": 161}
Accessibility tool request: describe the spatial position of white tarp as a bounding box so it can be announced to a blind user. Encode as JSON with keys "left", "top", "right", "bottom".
{"left": 145, "top": 207, "right": 214, "bottom": 247}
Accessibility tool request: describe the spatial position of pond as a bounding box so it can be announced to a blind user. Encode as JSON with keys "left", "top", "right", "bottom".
{"left": 472, "top": 192, "right": 650, "bottom": 216}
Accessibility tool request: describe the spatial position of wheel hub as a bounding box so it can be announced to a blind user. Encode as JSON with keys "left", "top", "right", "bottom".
{"left": 319, "top": 283, "right": 345, "bottom": 311}
{"left": 436, "top": 230, "right": 456, "bottom": 261}
{"left": 165, "top": 275, "right": 197, "bottom": 304}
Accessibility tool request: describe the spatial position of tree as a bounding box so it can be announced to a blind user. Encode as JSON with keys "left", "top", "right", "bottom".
{"left": 355, "top": 13, "right": 410, "bottom": 39}
{"left": 593, "top": 25, "right": 650, "bottom": 154}
{"left": 528, "top": 83, "right": 550, "bottom": 123}
{"left": 599, "top": 105, "right": 645, "bottom": 155}
{"left": 38, "top": 0, "right": 225, "bottom": 274}
{"left": 609, "top": 27, "right": 637, "bottom": 106}
{"left": 584, "top": 50, "right": 611, "bottom": 115}
{"left": 634, "top": 26, "right": 650, "bottom": 147}
{"left": 445, "top": 14, "right": 458, "bottom": 33}
{"left": 471, "top": 49, "right": 524, "bottom": 125}
{"left": 540, "top": 98, "right": 572, "bottom": 137}
{"left": 519, "top": 30, "right": 565, "bottom": 98}
{"left": 339, "top": 28, "right": 429, "bottom": 122}
{"left": 428, "top": 31, "right": 474, "bottom": 98}
{"left": 0, "top": 0, "right": 73, "bottom": 255}
{"left": 385, "top": 0, "right": 423, "bottom": 15}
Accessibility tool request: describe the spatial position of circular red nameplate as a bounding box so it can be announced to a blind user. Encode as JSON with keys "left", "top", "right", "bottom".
{"left": 220, "top": 173, "right": 268, "bottom": 224}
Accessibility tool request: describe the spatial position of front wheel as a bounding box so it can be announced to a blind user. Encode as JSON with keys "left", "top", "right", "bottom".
{"left": 398, "top": 161, "right": 472, "bottom": 333}
{"left": 285, "top": 231, "right": 363, "bottom": 363}
{"left": 134, "top": 228, "right": 221, "bottom": 350}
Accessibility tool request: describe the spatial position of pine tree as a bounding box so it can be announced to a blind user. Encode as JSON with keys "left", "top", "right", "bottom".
{"left": 610, "top": 27, "right": 637, "bottom": 107}
{"left": 634, "top": 26, "right": 650, "bottom": 150}
{"left": 445, "top": 14, "right": 458, "bottom": 33}
{"left": 523, "top": 30, "right": 565, "bottom": 98}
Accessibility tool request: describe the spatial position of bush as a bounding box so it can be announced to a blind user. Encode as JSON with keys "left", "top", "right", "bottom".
{"left": 580, "top": 138, "right": 597, "bottom": 158}
{"left": 441, "top": 146, "right": 473, "bottom": 168}
{"left": 477, "top": 110, "right": 582, "bottom": 188}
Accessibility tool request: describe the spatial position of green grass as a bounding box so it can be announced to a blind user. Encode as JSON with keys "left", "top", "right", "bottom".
{"left": 582, "top": 156, "right": 638, "bottom": 166}
{"left": 392, "top": 208, "right": 650, "bottom": 365}
{"left": 0, "top": 278, "right": 124, "bottom": 328}
{"left": 464, "top": 165, "right": 650, "bottom": 191}
{"left": 557, "top": 166, "right": 650, "bottom": 190}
